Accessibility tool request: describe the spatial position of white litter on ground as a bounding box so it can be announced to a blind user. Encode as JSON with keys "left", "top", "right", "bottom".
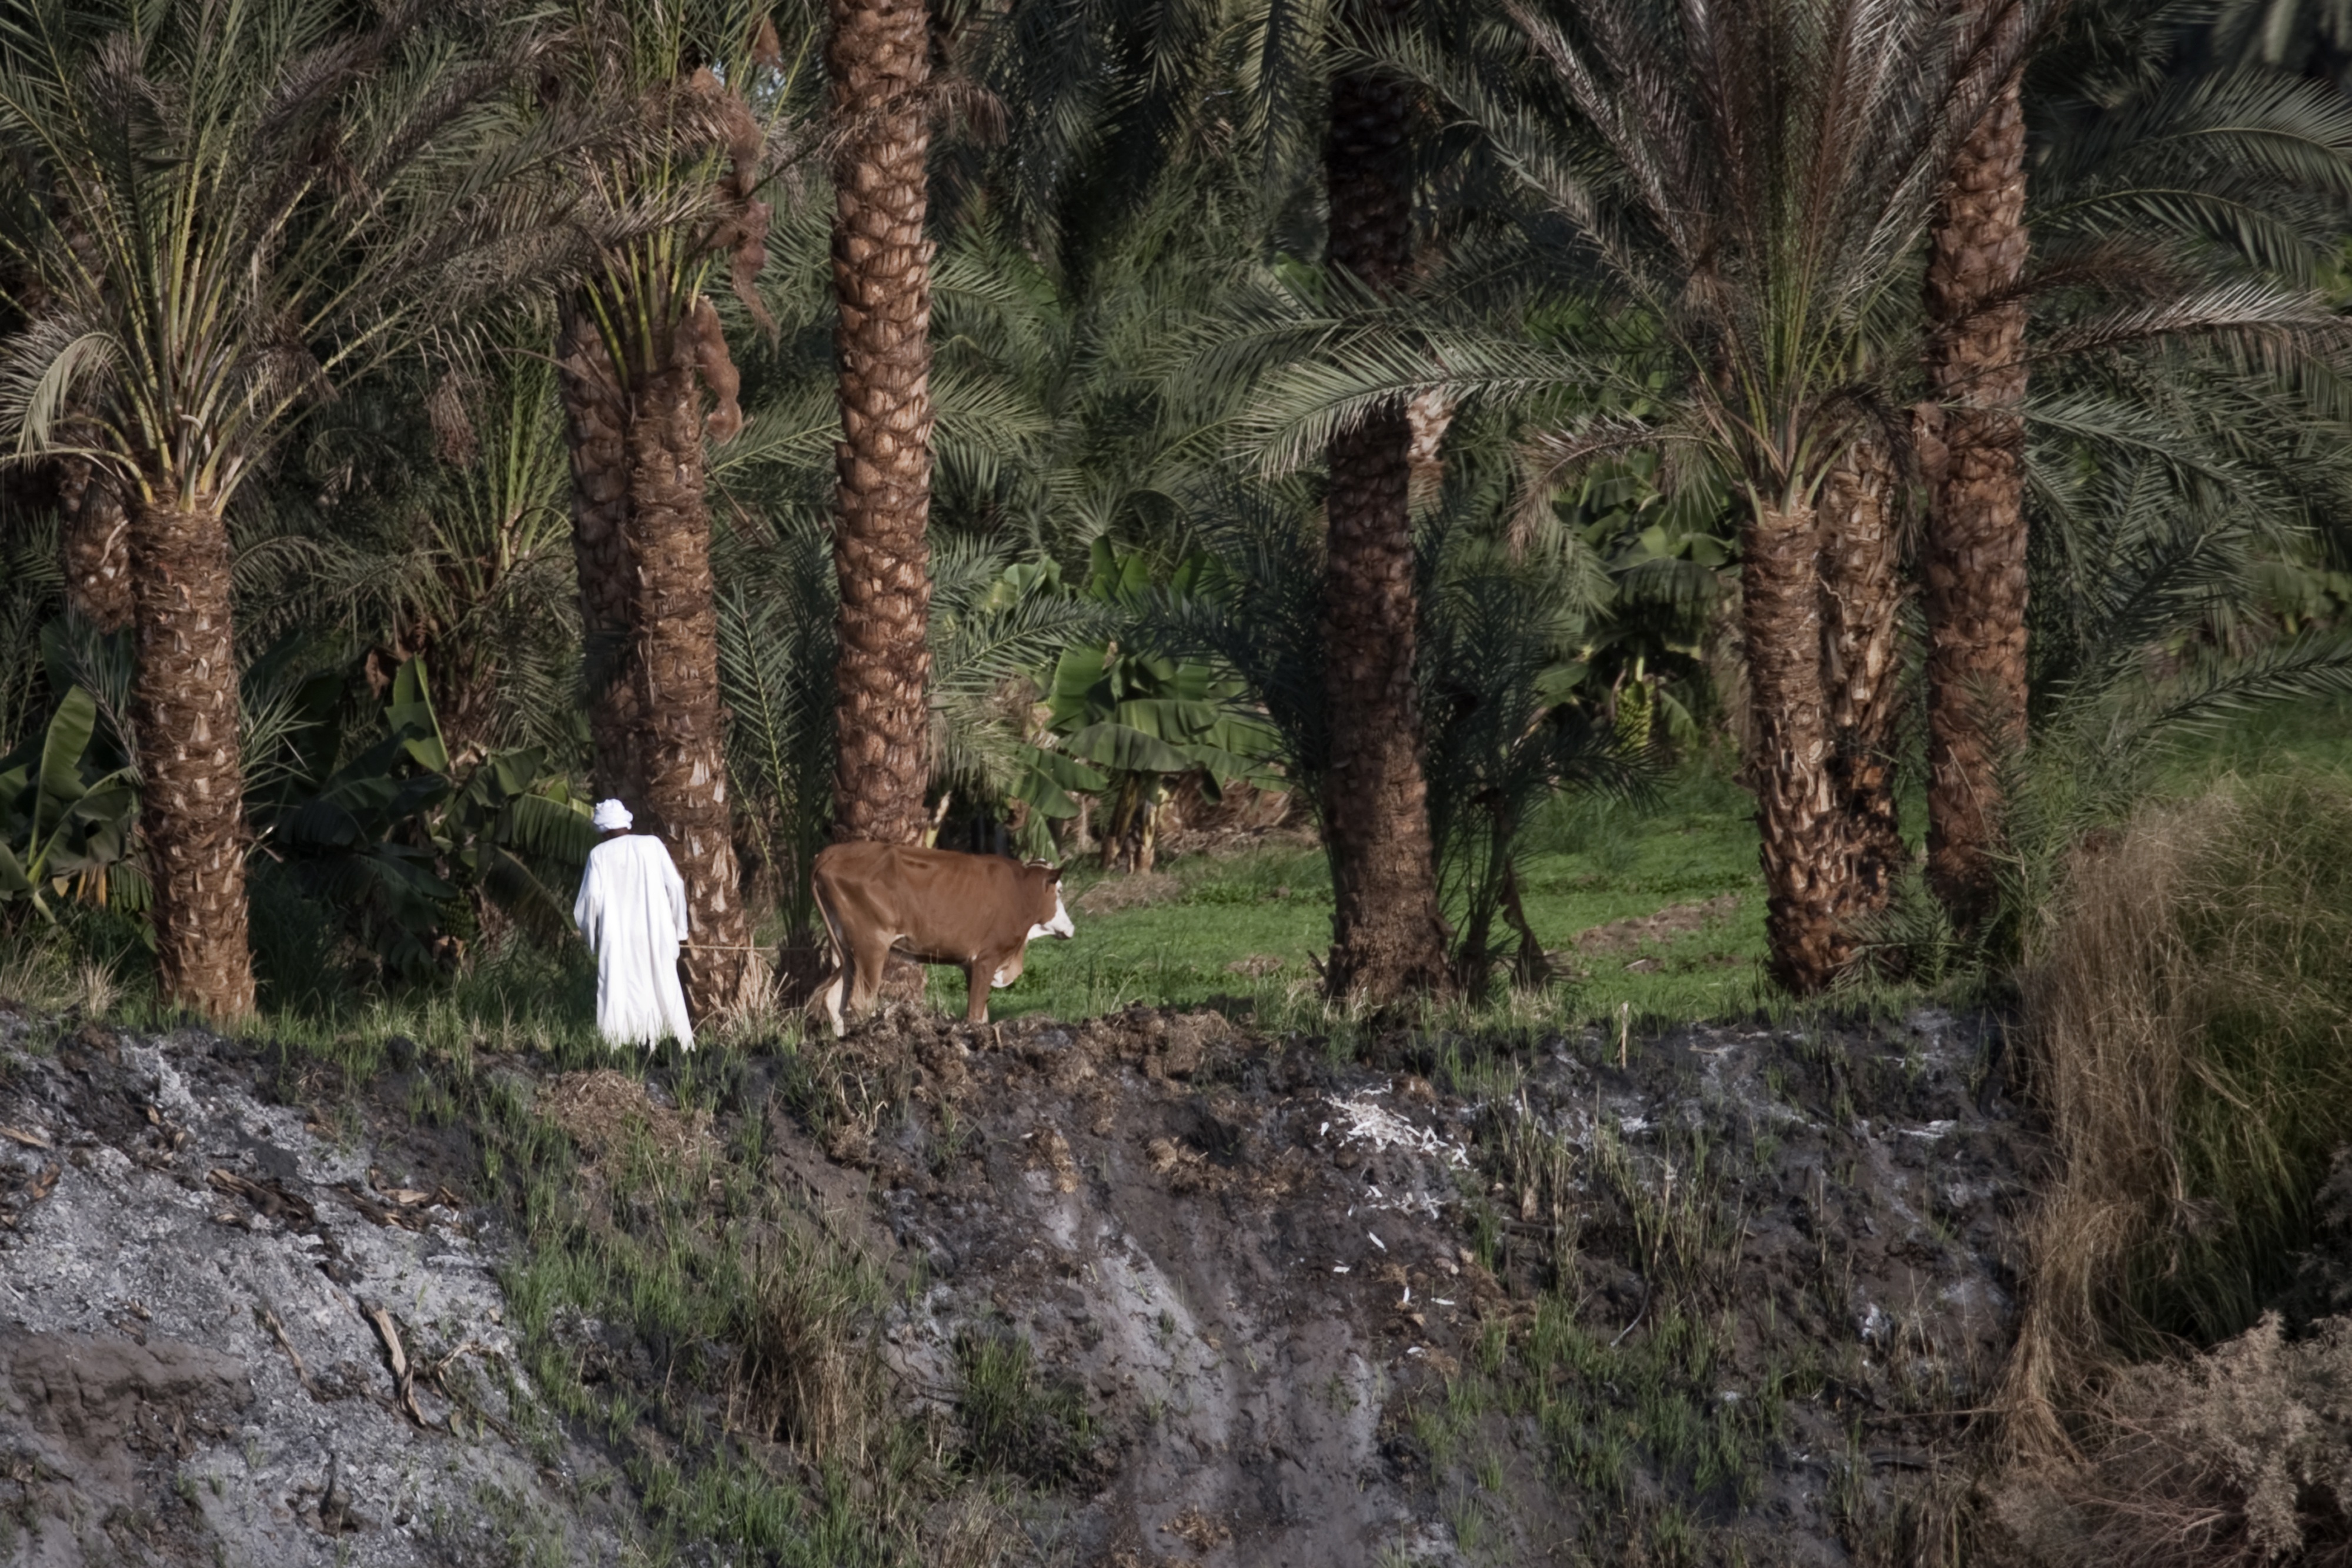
{"left": 1324, "top": 1093, "right": 1472, "bottom": 1169}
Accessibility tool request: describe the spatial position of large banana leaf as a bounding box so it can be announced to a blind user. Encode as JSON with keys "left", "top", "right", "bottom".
{"left": 0, "top": 685, "right": 139, "bottom": 920}
{"left": 1007, "top": 745, "right": 1108, "bottom": 818}
{"left": 31, "top": 685, "right": 98, "bottom": 832}
{"left": 255, "top": 657, "right": 590, "bottom": 982}
{"left": 1058, "top": 720, "right": 1198, "bottom": 775}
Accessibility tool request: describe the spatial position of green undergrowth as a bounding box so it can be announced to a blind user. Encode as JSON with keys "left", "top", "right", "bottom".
{"left": 11, "top": 706, "right": 2347, "bottom": 1052}
{"left": 367, "top": 1031, "right": 1040, "bottom": 1567}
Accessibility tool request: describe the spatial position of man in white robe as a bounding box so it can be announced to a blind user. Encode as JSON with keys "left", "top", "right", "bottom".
{"left": 573, "top": 800, "right": 695, "bottom": 1049}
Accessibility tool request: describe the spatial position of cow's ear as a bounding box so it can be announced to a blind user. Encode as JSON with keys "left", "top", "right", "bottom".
{"left": 1045, "top": 865, "right": 1063, "bottom": 885}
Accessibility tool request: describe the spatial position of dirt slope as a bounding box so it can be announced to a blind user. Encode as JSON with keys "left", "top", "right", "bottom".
{"left": 0, "top": 1015, "right": 632, "bottom": 1567}
{"left": 786, "top": 1001, "right": 2034, "bottom": 1565}
{"left": 0, "top": 998, "right": 2034, "bottom": 1566}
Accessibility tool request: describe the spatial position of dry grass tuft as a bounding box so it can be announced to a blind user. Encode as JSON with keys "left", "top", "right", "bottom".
{"left": 729, "top": 1222, "right": 884, "bottom": 1462}
{"left": 2000, "top": 774, "right": 2352, "bottom": 1453}
{"left": 0, "top": 941, "right": 118, "bottom": 1018}
{"left": 1990, "top": 1313, "right": 2352, "bottom": 1567}
{"left": 540, "top": 1069, "right": 713, "bottom": 1168}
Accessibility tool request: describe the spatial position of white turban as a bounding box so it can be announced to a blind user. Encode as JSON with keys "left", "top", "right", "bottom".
{"left": 592, "top": 799, "right": 633, "bottom": 833}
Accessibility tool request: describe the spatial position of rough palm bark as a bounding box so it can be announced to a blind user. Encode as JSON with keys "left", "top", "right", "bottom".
{"left": 826, "top": 0, "right": 938, "bottom": 851}
{"left": 555, "top": 296, "right": 761, "bottom": 1019}
{"left": 129, "top": 495, "right": 255, "bottom": 1019}
{"left": 555, "top": 305, "right": 644, "bottom": 807}
{"left": 1743, "top": 497, "right": 1852, "bottom": 994}
{"left": 627, "top": 300, "right": 757, "bottom": 1018}
{"left": 1318, "top": 0, "right": 1453, "bottom": 1004}
{"left": 1923, "top": 72, "right": 2030, "bottom": 928}
{"left": 55, "top": 457, "right": 133, "bottom": 632}
{"left": 1820, "top": 439, "right": 1909, "bottom": 910}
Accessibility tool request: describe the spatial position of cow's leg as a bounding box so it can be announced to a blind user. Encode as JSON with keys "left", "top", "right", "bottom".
{"left": 963, "top": 961, "right": 991, "bottom": 1023}
{"left": 848, "top": 935, "right": 896, "bottom": 1020}
{"left": 819, "top": 964, "right": 847, "bottom": 1039}
{"left": 812, "top": 885, "right": 851, "bottom": 1039}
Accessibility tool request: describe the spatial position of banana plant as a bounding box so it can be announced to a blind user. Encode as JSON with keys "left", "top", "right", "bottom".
{"left": 0, "top": 686, "right": 141, "bottom": 922}
{"left": 257, "top": 658, "right": 594, "bottom": 982}
{"left": 1017, "top": 540, "right": 1278, "bottom": 871}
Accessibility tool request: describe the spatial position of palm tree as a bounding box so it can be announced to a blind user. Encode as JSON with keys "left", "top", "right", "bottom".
{"left": 1319, "top": 0, "right": 1454, "bottom": 1002}
{"left": 977, "top": 0, "right": 1459, "bottom": 999}
{"left": 550, "top": 1, "right": 797, "bottom": 1019}
{"left": 826, "top": 0, "right": 940, "bottom": 849}
{"left": 1269, "top": 0, "right": 2042, "bottom": 991}
{"left": 306, "top": 332, "right": 583, "bottom": 764}
{"left": 54, "top": 456, "right": 131, "bottom": 632}
{"left": 1822, "top": 437, "right": 1909, "bottom": 909}
{"left": 1922, "top": 60, "right": 2031, "bottom": 928}
{"left": 1924, "top": 22, "right": 2352, "bottom": 926}
{"left": 0, "top": 0, "right": 599, "bottom": 1021}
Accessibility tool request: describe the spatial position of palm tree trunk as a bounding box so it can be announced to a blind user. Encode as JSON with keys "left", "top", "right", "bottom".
{"left": 556, "top": 304, "right": 644, "bottom": 805}
{"left": 628, "top": 319, "right": 758, "bottom": 1019}
{"left": 559, "top": 293, "right": 759, "bottom": 1021}
{"left": 129, "top": 493, "right": 255, "bottom": 1020}
{"left": 1743, "top": 496, "right": 1850, "bottom": 994}
{"left": 826, "top": 0, "right": 936, "bottom": 850}
{"left": 56, "top": 457, "right": 133, "bottom": 632}
{"left": 1820, "top": 440, "right": 1909, "bottom": 909}
{"left": 1923, "top": 72, "right": 2030, "bottom": 928}
{"left": 1319, "top": 0, "right": 1453, "bottom": 1004}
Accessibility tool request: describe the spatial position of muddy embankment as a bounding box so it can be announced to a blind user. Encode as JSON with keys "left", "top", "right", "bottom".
{"left": 0, "top": 998, "right": 2033, "bottom": 1566}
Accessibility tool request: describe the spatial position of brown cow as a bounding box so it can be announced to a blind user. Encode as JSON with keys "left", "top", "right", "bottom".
{"left": 810, "top": 842, "right": 1075, "bottom": 1036}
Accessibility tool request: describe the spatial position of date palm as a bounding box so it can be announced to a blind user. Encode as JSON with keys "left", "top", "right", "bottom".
{"left": 826, "top": 0, "right": 940, "bottom": 849}
{"left": 1926, "top": 29, "right": 2352, "bottom": 924}
{"left": 980, "top": 0, "right": 1461, "bottom": 999}
{"left": 1317, "top": 0, "right": 1455, "bottom": 1002}
{"left": 303, "top": 332, "right": 583, "bottom": 764}
{"left": 0, "top": 0, "right": 601, "bottom": 1020}
{"left": 1250, "top": 0, "right": 2043, "bottom": 990}
{"left": 1922, "top": 58, "right": 2030, "bottom": 928}
{"left": 550, "top": 0, "right": 803, "bottom": 1019}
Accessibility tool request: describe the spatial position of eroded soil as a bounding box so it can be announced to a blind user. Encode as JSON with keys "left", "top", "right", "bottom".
{"left": 0, "top": 995, "right": 2034, "bottom": 1566}
{"left": 0, "top": 1015, "right": 630, "bottom": 1567}
{"left": 773, "top": 1000, "right": 2035, "bottom": 1566}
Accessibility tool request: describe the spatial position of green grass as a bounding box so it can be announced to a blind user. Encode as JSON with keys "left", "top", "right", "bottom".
{"left": 977, "top": 761, "right": 1775, "bottom": 1027}
{"left": 2157, "top": 691, "right": 2352, "bottom": 787}
{"left": 978, "top": 700, "right": 2352, "bottom": 1029}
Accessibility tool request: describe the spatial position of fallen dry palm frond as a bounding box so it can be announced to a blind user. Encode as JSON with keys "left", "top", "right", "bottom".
{"left": 540, "top": 1069, "right": 714, "bottom": 1168}
{"left": 1997, "top": 774, "right": 2352, "bottom": 1456}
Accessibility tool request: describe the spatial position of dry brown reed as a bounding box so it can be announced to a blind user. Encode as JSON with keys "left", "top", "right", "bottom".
{"left": 1990, "top": 1314, "right": 2352, "bottom": 1566}
{"left": 1998, "top": 774, "right": 2352, "bottom": 1456}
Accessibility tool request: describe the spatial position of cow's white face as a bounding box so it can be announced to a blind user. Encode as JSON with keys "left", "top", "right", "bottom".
{"left": 1028, "top": 886, "right": 1074, "bottom": 942}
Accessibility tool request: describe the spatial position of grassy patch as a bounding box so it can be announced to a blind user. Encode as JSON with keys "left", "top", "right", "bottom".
{"left": 1399, "top": 1025, "right": 1990, "bottom": 1567}
{"left": 988, "top": 764, "right": 1773, "bottom": 1027}
{"left": 953, "top": 1327, "right": 1096, "bottom": 1486}
{"left": 322, "top": 1030, "right": 1012, "bottom": 1567}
